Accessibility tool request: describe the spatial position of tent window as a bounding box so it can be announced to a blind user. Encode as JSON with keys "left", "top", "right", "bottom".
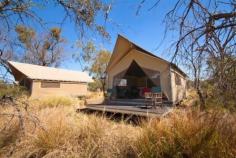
{"left": 175, "top": 73, "right": 181, "bottom": 85}
{"left": 115, "top": 78, "right": 127, "bottom": 86}
{"left": 41, "top": 81, "right": 60, "bottom": 88}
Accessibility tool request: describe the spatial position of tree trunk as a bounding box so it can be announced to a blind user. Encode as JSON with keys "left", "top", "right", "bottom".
{"left": 195, "top": 77, "right": 206, "bottom": 111}
{"left": 101, "top": 79, "right": 106, "bottom": 97}
{"left": 197, "top": 87, "right": 206, "bottom": 110}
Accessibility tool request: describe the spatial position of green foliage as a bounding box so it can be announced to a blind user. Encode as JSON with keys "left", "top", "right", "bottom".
{"left": 90, "top": 50, "right": 111, "bottom": 78}
{"left": 74, "top": 41, "right": 111, "bottom": 91}
{"left": 79, "top": 41, "right": 97, "bottom": 71}
{"left": 90, "top": 50, "right": 111, "bottom": 92}
{"left": 88, "top": 79, "right": 102, "bottom": 91}
{"left": 0, "top": 81, "right": 27, "bottom": 98}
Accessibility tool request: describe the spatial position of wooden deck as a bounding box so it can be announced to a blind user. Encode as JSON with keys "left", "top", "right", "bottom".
{"left": 78, "top": 104, "right": 172, "bottom": 118}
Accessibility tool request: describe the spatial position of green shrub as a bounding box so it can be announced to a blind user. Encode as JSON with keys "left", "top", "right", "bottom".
{"left": 0, "top": 82, "right": 28, "bottom": 98}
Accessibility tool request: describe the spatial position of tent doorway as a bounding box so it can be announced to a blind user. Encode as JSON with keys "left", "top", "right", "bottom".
{"left": 115, "top": 61, "right": 158, "bottom": 99}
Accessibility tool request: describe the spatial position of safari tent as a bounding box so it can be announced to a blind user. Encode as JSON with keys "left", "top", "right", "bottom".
{"left": 106, "top": 35, "right": 187, "bottom": 104}
{"left": 8, "top": 61, "right": 93, "bottom": 98}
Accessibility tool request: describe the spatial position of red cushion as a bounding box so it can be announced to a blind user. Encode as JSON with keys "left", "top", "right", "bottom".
{"left": 142, "top": 88, "right": 151, "bottom": 96}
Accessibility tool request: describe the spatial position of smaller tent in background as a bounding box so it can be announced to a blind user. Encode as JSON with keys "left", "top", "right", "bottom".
{"left": 8, "top": 61, "right": 93, "bottom": 98}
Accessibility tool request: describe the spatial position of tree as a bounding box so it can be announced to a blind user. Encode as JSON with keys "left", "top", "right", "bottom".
{"left": 15, "top": 25, "right": 65, "bottom": 67}
{"left": 0, "top": 0, "right": 111, "bottom": 78}
{"left": 180, "top": 33, "right": 206, "bottom": 108}
{"left": 73, "top": 41, "right": 111, "bottom": 94}
{"left": 90, "top": 50, "right": 111, "bottom": 95}
{"left": 142, "top": 0, "right": 236, "bottom": 110}
{"left": 73, "top": 41, "right": 97, "bottom": 71}
{"left": 0, "top": 0, "right": 111, "bottom": 38}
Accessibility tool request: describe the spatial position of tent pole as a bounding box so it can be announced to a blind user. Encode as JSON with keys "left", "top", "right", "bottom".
{"left": 146, "top": 77, "right": 147, "bottom": 88}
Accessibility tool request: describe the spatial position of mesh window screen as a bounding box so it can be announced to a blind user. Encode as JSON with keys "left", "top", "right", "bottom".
{"left": 41, "top": 81, "right": 60, "bottom": 88}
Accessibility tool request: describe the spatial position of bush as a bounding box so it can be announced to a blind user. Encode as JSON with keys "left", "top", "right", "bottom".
{"left": 0, "top": 106, "right": 22, "bottom": 157}
{"left": 0, "top": 119, "right": 20, "bottom": 149}
{"left": 0, "top": 82, "right": 28, "bottom": 98}
{"left": 135, "top": 109, "right": 236, "bottom": 158}
{"left": 32, "top": 109, "right": 71, "bottom": 152}
{"left": 88, "top": 79, "right": 102, "bottom": 92}
{"left": 0, "top": 101, "right": 235, "bottom": 157}
{"left": 11, "top": 107, "right": 138, "bottom": 157}
{"left": 37, "top": 96, "right": 73, "bottom": 108}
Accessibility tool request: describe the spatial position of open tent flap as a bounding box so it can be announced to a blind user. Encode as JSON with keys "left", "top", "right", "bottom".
{"left": 113, "top": 68, "right": 128, "bottom": 86}
{"left": 142, "top": 67, "right": 161, "bottom": 88}
{"left": 113, "top": 61, "right": 161, "bottom": 87}
{"left": 112, "top": 60, "right": 162, "bottom": 99}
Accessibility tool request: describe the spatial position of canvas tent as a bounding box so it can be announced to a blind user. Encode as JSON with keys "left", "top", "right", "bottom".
{"left": 8, "top": 61, "right": 93, "bottom": 98}
{"left": 106, "top": 35, "right": 187, "bottom": 104}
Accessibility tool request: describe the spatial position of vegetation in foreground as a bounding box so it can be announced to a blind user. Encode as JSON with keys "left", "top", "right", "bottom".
{"left": 0, "top": 94, "right": 235, "bottom": 158}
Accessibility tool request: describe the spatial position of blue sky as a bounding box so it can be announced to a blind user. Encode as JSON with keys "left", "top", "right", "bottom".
{"left": 2, "top": 0, "right": 232, "bottom": 81}
{"left": 34, "top": 0, "right": 178, "bottom": 71}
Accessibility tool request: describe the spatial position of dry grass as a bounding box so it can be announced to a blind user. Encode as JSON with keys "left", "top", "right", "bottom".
{"left": 0, "top": 109, "right": 20, "bottom": 150}
{"left": 0, "top": 105, "right": 140, "bottom": 158}
{"left": 0, "top": 98, "right": 235, "bottom": 158}
{"left": 86, "top": 92, "right": 104, "bottom": 99}
{"left": 34, "top": 96, "right": 73, "bottom": 108}
{"left": 181, "top": 89, "right": 199, "bottom": 107}
{"left": 135, "top": 109, "right": 236, "bottom": 158}
{"left": 29, "top": 96, "right": 86, "bottom": 110}
{"left": 86, "top": 92, "right": 105, "bottom": 105}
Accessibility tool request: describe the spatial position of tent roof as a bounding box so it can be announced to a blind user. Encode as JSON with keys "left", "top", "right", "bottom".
{"left": 8, "top": 61, "right": 93, "bottom": 82}
{"left": 107, "top": 34, "right": 187, "bottom": 77}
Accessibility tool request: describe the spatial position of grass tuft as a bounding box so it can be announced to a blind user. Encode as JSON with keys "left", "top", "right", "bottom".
{"left": 135, "top": 109, "right": 236, "bottom": 158}
{"left": 36, "top": 96, "right": 73, "bottom": 109}
{"left": 0, "top": 98, "right": 235, "bottom": 158}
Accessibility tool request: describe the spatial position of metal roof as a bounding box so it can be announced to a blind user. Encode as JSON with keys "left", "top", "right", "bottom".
{"left": 8, "top": 61, "right": 93, "bottom": 82}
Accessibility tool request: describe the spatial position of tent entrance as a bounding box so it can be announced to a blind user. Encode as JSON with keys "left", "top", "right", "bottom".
{"left": 115, "top": 61, "right": 157, "bottom": 99}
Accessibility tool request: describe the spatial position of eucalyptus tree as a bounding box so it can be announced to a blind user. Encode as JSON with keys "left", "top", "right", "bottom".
{"left": 0, "top": 0, "right": 111, "bottom": 75}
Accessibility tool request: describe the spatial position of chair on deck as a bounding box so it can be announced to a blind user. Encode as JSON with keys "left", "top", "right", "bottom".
{"left": 152, "top": 93, "right": 163, "bottom": 109}
{"left": 144, "top": 92, "right": 153, "bottom": 108}
{"left": 144, "top": 86, "right": 163, "bottom": 109}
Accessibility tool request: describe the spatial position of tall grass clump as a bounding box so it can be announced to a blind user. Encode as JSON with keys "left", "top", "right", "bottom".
{"left": 0, "top": 105, "right": 24, "bottom": 158}
{"left": 7, "top": 106, "right": 139, "bottom": 158}
{"left": 1, "top": 94, "right": 235, "bottom": 158}
{"left": 37, "top": 96, "right": 73, "bottom": 108}
{"left": 0, "top": 82, "right": 28, "bottom": 98}
{"left": 0, "top": 112, "right": 20, "bottom": 149}
{"left": 135, "top": 109, "right": 236, "bottom": 158}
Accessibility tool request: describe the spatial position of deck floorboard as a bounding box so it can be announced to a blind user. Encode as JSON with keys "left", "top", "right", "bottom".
{"left": 78, "top": 104, "right": 172, "bottom": 117}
